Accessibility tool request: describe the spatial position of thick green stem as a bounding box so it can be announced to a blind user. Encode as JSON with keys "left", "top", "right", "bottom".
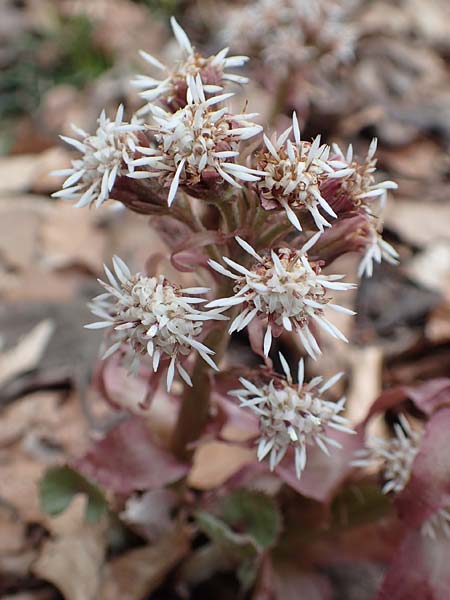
{"left": 171, "top": 320, "right": 231, "bottom": 460}
{"left": 170, "top": 189, "right": 263, "bottom": 459}
{"left": 258, "top": 220, "right": 293, "bottom": 249}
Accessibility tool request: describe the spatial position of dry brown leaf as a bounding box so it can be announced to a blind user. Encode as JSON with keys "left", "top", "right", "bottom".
{"left": 0, "top": 394, "right": 38, "bottom": 447}
{"left": 0, "top": 156, "right": 45, "bottom": 195}
{"left": 0, "top": 593, "right": 54, "bottom": 600}
{"left": 1, "top": 391, "right": 89, "bottom": 458}
{"left": 188, "top": 441, "right": 255, "bottom": 490}
{"left": 379, "top": 140, "right": 445, "bottom": 180}
{"left": 0, "top": 453, "right": 46, "bottom": 522}
{"left": 40, "top": 203, "right": 106, "bottom": 273}
{"left": 0, "top": 506, "right": 26, "bottom": 556}
{"left": 0, "top": 198, "right": 47, "bottom": 270}
{"left": 385, "top": 201, "right": 450, "bottom": 248}
{"left": 406, "top": 241, "right": 450, "bottom": 301}
{"left": 99, "top": 525, "right": 190, "bottom": 600}
{"left": 346, "top": 347, "right": 383, "bottom": 429}
{"left": 426, "top": 304, "right": 450, "bottom": 343}
{"left": 34, "top": 496, "right": 106, "bottom": 600}
{"left": 0, "top": 320, "right": 55, "bottom": 387}
{"left": 0, "top": 267, "right": 80, "bottom": 302}
{"left": 29, "top": 147, "right": 73, "bottom": 195}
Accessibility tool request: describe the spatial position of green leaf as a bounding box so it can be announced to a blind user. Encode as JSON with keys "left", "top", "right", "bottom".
{"left": 195, "top": 511, "right": 256, "bottom": 559}
{"left": 221, "top": 490, "right": 282, "bottom": 550}
{"left": 39, "top": 466, "right": 107, "bottom": 523}
{"left": 329, "top": 481, "right": 392, "bottom": 531}
{"left": 237, "top": 558, "right": 260, "bottom": 591}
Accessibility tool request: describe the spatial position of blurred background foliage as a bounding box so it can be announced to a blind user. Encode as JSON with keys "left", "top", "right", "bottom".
{"left": 0, "top": 0, "right": 182, "bottom": 153}
{"left": 1, "top": 15, "right": 112, "bottom": 121}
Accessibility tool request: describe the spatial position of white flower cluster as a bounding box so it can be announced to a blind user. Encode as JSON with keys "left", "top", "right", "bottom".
{"left": 52, "top": 106, "right": 142, "bottom": 208}
{"left": 207, "top": 234, "right": 355, "bottom": 358}
{"left": 353, "top": 415, "right": 450, "bottom": 539}
{"left": 85, "top": 256, "right": 227, "bottom": 390}
{"left": 132, "top": 17, "right": 249, "bottom": 114}
{"left": 357, "top": 227, "right": 399, "bottom": 278}
{"left": 324, "top": 140, "right": 399, "bottom": 277}
{"left": 130, "top": 75, "right": 264, "bottom": 206}
{"left": 231, "top": 354, "right": 354, "bottom": 478}
{"left": 256, "top": 112, "right": 353, "bottom": 232}
{"left": 221, "top": 0, "right": 355, "bottom": 75}
{"left": 330, "top": 140, "right": 398, "bottom": 209}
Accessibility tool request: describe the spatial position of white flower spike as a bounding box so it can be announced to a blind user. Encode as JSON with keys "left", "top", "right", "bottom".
{"left": 353, "top": 415, "right": 450, "bottom": 539}
{"left": 231, "top": 354, "right": 354, "bottom": 478}
{"left": 222, "top": 0, "right": 355, "bottom": 76}
{"left": 358, "top": 226, "right": 399, "bottom": 279}
{"left": 132, "top": 17, "right": 249, "bottom": 114}
{"left": 52, "top": 106, "right": 142, "bottom": 208}
{"left": 85, "top": 257, "right": 227, "bottom": 391}
{"left": 207, "top": 234, "right": 355, "bottom": 358}
{"left": 132, "top": 75, "right": 264, "bottom": 206}
{"left": 256, "top": 113, "right": 339, "bottom": 232}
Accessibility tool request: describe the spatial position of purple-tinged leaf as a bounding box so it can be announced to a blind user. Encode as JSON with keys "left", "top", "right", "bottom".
{"left": 364, "top": 387, "right": 408, "bottom": 422}
{"left": 395, "top": 407, "right": 450, "bottom": 528}
{"left": 73, "top": 417, "right": 188, "bottom": 495}
{"left": 405, "top": 379, "right": 450, "bottom": 416}
{"left": 365, "top": 379, "right": 450, "bottom": 424}
{"left": 276, "top": 427, "right": 365, "bottom": 503}
{"left": 377, "top": 529, "right": 450, "bottom": 600}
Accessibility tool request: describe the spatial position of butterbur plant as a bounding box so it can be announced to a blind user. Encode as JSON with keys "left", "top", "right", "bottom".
{"left": 45, "top": 14, "right": 450, "bottom": 600}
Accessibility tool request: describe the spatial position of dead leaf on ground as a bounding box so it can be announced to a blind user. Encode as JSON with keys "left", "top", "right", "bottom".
{"left": 40, "top": 203, "right": 106, "bottom": 273}
{"left": 346, "top": 347, "right": 383, "bottom": 428}
{"left": 0, "top": 320, "right": 55, "bottom": 388}
{"left": 378, "top": 140, "right": 446, "bottom": 180}
{"left": 188, "top": 441, "right": 255, "bottom": 491}
{"left": 406, "top": 241, "right": 450, "bottom": 301}
{"left": 0, "top": 156, "right": 47, "bottom": 195}
{"left": 29, "top": 146, "right": 73, "bottom": 195}
{"left": 426, "top": 304, "right": 450, "bottom": 343}
{"left": 0, "top": 506, "right": 27, "bottom": 556}
{"left": 0, "top": 198, "right": 48, "bottom": 270}
{"left": 33, "top": 495, "right": 106, "bottom": 600}
{"left": 0, "top": 453, "right": 46, "bottom": 522}
{"left": 385, "top": 201, "right": 450, "bottom": 248}
{"left": 121, "top": 489, "right": 178, "bottom": 542}
{"left": 99, "top": 525, "right": 191, "bottom": 600}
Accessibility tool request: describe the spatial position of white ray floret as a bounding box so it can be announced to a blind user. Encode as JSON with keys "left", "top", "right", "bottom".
{"left": 52, "top": 106, "right": 143, "bottom": 208}
{"left": 256, "top": 113, "right": 339, "bottom": 232}
{"left": 85, "top": 257, "right": 227, "bottom": 390}
{"left": 231, "top": 354, "right": 354, "bottom": 478}
{"left": 331, "top": 139, "right": 398, "bottom": 210}
{"left": 353, "top": 415, "right": 450, "bottom": 539}
{"left": 357, "top": 226, "right": 399, "bottom": 278}
{"left": 133, "top": 75, "right": 264, "bottom": 206}
{"left": 132, "top": 17, "right": 249, "bottom": 114}
{"left": 207, "top": 234, "right": 355, "bottom": 358}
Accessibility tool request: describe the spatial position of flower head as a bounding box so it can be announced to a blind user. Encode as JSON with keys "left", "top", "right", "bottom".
{"left": 207, "top": 234, "right": 355, "bottom": 358}
{"left": 357, "top": 221, "right": 399, "bottom": 278}
{"left": 222, "top": 0, "right": 355, "bottom": 77}
{"left": 85, "top": 256, "right": 227, "bottom": 390}
{"left": 133, "top": 17, "right": 249, "bottom": 113}
{"left": 256, "top": 113, "right": 345, "bottom": 231}
{"left": 52, "top": 106, "right": 142, "bottom": 208}
{"left": 231, "top": 354, "right": 354, "bottom": 477}
{"left": 131, "top": 75, "right": 264, "bottom": 206}
{"left": 318, "top": 139, "right": 398, "bottom": 277}
{"left": 354, "top": 415, "right": 421, "bottom": 495}
{"left": 321, "top": 139, "right": 398, "bottom": 214}
{"left": 353, "top": 415, "right": 450, "bottom": 539}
